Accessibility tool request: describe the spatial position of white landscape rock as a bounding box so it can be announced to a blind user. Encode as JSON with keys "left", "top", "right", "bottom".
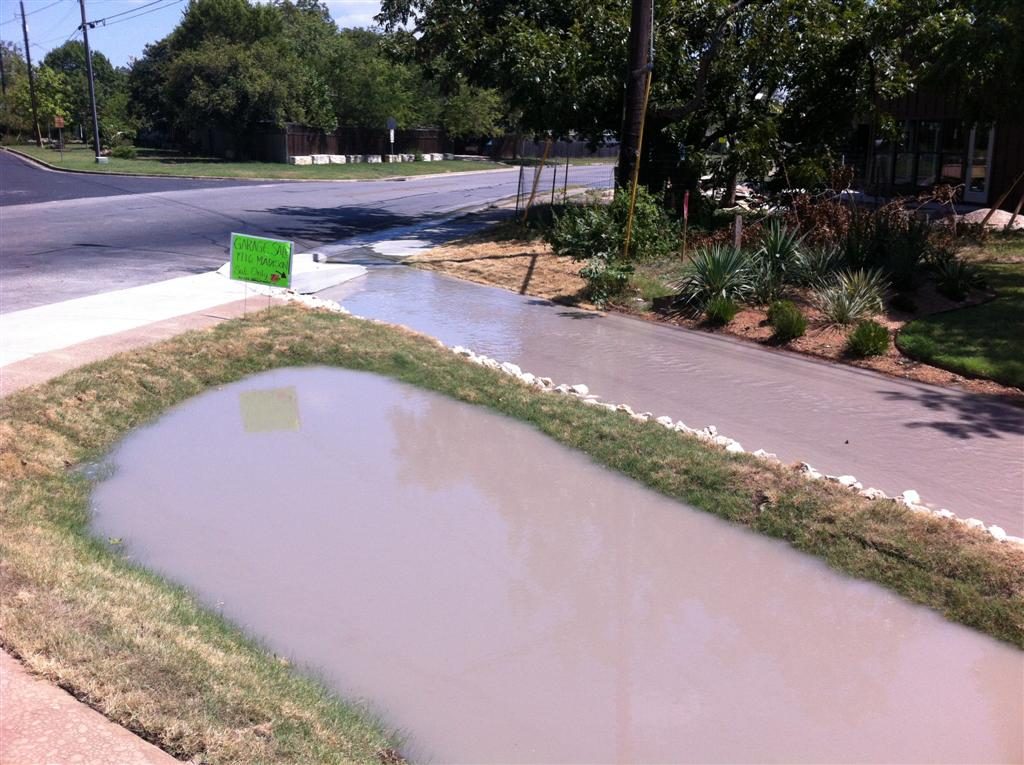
{"left": 500, "top": 361, "right": 523, "bottom": 377}
{"left": 934, "top": 509, "right": 956, "bottom": 520}
{"left": 311, "top": 154, "right": 331, "bottom": 165}
{"left": 987, "top": 525, "right": 1008, "bottom": 542}
{"left": 963, "top": 518, "right": 987, "bottom": 530}
{"left": 288, "top": 155, "right": 312, "bottom": 165}
{"left": 858, "top": 487, "right": 888, "bottom": 500}
{"left": 328, "top": 154, "right": 346, "bottom": 164}
{"left": 655, "top": 415, "right": 675, "bottom": 428}
{"left": 364, "top": 155, "right": 382, "bottom": 164}
{"left": 570, "top": 384, "right": 590, "bottom": 396}
{"left": 832, "top": 475, "right": 863, "bottom": 490}
{"left": 725, "top": 442, "right": 745, "bottom": 454}
{"left": 900, "top": 489, "right": 921, "bottom": 506}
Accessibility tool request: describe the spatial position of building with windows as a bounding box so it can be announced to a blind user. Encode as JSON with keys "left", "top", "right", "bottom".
{"left": 847, "top": 89, "right": 1024, "bottom": 210}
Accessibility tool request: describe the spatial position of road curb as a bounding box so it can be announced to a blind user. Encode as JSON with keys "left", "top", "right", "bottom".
{"left": 0, "top": 147, "right": 518, "bottom": 184}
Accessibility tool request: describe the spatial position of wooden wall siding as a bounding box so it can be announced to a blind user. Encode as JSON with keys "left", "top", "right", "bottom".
{"left": 991, "top": 120, "right": 1024, "bottom": 211}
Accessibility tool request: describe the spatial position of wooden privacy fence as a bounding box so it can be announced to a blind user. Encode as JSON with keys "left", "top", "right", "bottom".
{"left": 285, "top": 125, "right": 445, "bottom": 158}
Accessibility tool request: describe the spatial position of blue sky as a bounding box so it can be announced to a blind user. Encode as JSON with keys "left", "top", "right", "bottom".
{"left": 0, "top": 0, "right": 383, "bottom": 68}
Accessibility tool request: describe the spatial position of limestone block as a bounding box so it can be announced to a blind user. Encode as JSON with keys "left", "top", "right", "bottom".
{"left": 311, "top": 154, "right": 330, "bottom": 165}
{"left": 365, "top": 155, "right": 382, "bottom": 163}
{"left": 289, "top": 155, "right": 312, "bottom": 165}
{"left": 328, "top": 154, "right": 346, "bottom": 164}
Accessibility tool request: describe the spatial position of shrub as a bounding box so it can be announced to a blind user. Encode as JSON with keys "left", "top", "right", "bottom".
{"left": 889, "top": 292, "right": 918, "bottom": 314}
{"left": 704, "top": 296, "right": 739, "bottom": 325}
{"left": 672, "top": 244, "right": 752, "bottom": 309}
{"left": 767, "top": 300, "right": 806, "bottom": 342}
{"left": 814, "top": 268, "right": 888, "bottom": 325}
{"left": 548, "top": 186, "right": 676, "bottom": 262}
{"left": 933, "top": 257, "right": 984, "bottom": 301}
{"left": 110, "top": 144, "right": 137, "bottom": 159}
{"left": 794, "top": 245, "right": 846, "bottom": 286}
{"left": 547, "top": 187, "right": 676, "bottom": 304}
{"left": 579, "top": 257, "right": 633, "bottom": 306}
{"left": 749, "top": 219, "right": 804, "bottom": 303}
{"left": 847, "top": 320, "right": 889, "bottom": 357}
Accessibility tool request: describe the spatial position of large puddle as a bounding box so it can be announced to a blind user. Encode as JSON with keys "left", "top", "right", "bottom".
{"left": 91, "top": 367, "right": 1023, "bottom": 763}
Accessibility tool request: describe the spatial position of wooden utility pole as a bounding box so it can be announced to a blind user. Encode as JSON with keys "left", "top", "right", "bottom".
{"left": 78, "top": 0, "right": 103, "bottom": 162}
{"left": 0, "top": 45, "right": 8, "bottom": 96}
{"left": 616, "top": 0, "right": 654, "bottom": 190}
{"left": 19, "top": 1, "right": 42, "bottom": 147}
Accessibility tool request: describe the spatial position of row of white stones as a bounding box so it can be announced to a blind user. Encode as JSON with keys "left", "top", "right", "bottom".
{"left": 288, "top": 153, "right": 449, "bottom": 166}
{"left": 447, "top": 344, "right": 1023, "bottom": 548}
{"left": 274, "top": 292, "right": 1022, "bottom": 548}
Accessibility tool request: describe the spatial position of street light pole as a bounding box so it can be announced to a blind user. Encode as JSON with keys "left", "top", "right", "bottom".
{"left": 78, "top": 0, "right": 104, "bottom": 163}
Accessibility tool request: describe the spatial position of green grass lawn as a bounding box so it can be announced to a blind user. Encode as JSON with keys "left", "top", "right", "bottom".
{"left": 7, "top": 143, "right": 507, "bottom": 180}
{"left": 898, "top": 235, "right": 1024, "bottom": 389}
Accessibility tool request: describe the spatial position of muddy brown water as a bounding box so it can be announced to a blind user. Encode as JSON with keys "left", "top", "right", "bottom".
{"left": 321, "top": 267, "right": 1024, "bottom": 536}
{"left": 91, "top": 368, "right": 1023, "bottom": 763}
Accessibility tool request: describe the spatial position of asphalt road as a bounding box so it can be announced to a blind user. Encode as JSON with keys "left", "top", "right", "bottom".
{"left": 0, "top": 151, "right": 615, "bottom": 312}
{"left": 0, "top": 150, "right": 267, "bottom": 205}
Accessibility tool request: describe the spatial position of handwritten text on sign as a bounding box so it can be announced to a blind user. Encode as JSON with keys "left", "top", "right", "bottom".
{"left": 230, "top": 233, "right": 293, "bottom": 288}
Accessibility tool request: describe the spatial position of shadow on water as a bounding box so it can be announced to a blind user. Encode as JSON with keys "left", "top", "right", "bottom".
{"left": 878, "top": 387, "right": 1024, "bottom": 439}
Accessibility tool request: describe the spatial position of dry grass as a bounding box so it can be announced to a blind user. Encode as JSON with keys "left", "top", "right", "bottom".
{"left": 1, "top": 306, "right": 1022, "bottom": 764}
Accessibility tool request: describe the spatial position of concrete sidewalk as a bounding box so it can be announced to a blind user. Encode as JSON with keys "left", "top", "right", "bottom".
{"left": 0, "top": 651, "right": 178, "bottom": 764}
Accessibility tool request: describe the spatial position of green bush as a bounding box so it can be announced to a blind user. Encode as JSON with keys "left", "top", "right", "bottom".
{"left": 814, "top": 268, "right": 888, "bottom": 325}
{"left": 547, "top": 186, "right": 676, "bottom": 263}
{"left": 767, "top": 300, "right": 806, "bottom": 342}
{"left": 704, "top": 296, "right": 739, "bottom": 325}
{"left": 933, "top": 257, "right": 984, "bottom": 301}
{"left": 578, "top": 257, "right": 633, "bottom": 306}
{"left": 547, "top": 187, "right": 676, "bottom": 305}
{"left": 110, "top": 144, "right": 137, "bottom": 159}
{"left": 847, "top": 320, "right": 889, "bottom": 357}
{"left": 672, "top": 244, "right": 752, "bottom": 309}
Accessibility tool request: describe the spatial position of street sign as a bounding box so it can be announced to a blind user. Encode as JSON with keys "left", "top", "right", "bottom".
{"left": 229, "top": 233, "right": 293, "bottom": 288}
{"left": 386, "top": 116, "right": 397, "bottom": 131}
{"left": 54, "top": 115, "right": 65, "bottom": 128}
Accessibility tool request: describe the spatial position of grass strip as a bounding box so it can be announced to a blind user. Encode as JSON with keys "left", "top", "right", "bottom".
{"left": 7, "top": 145, "right": 506, "bottom": 180}
{"left": 2, "top": 306, "right": 1022, "bottom": 763}
{"left": 897, "top": 262, "right": 1024, "bottom": 389}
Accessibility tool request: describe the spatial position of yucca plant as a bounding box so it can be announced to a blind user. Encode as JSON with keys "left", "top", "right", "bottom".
{"left": 794, "top": 244, "right": 847, "bottom": 286}
{"left": 933, "top": 257, "right": 984, "bottom": 301}
{"left": 814, "top": 268, "right": 888, "bottom": 325}
{"left": 749, "top": 220, "right": 805, "bottom": 303}
{"left": 672, "top": 244, "right": 752, "bottom": 309}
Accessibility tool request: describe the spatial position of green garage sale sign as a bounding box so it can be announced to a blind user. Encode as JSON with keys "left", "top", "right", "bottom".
{"left": 230, "top": 233, "right": 293, "bottom": 288}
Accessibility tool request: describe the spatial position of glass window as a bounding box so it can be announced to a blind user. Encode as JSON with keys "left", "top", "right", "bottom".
{"left": 968, "top": 124, "right": 992, "bottom": 193}
{"left": 894, "top": 122, "right": 913, "bottom": 185}
{"left": 940, "top": 121, "right": 966, "bottom": 185}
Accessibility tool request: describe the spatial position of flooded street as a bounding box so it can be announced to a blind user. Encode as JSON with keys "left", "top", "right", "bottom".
{"left": 92, "top": 367, "right": 1023, "bottom": 763}
{"left": 322, "top": 267, "right": 1024, "bottom": 535}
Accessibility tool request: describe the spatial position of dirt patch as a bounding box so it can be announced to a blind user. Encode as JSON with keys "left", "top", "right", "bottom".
{"left": 408, "top": 238, "right": 594, "bottom": 308}
{"left": 409, "top": 236, "right": 1024, "bottom": 402}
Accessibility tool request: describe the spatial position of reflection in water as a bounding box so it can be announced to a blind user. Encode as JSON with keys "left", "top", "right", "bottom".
{"left": 239, "top": 387, "right": 300, "bottom": 433}
{"left": 92, "top": 367, "right": 1024, "bottom": 764}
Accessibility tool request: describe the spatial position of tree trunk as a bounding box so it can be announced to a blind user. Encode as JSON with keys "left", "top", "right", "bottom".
{"left": 616, "top": 0, "right": 653, "bottom": 189}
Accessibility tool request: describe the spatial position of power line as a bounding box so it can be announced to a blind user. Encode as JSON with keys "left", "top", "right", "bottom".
{"left": 23, "top": 0, "right": 65, "bottom": 17}
{"left": 87, "top": 0, "right": 184, "bottom": 28}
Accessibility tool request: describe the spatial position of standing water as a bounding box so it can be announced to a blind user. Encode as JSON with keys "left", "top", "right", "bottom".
{"left": 91, "top": 368, "right": 1023, "bottom": 763}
